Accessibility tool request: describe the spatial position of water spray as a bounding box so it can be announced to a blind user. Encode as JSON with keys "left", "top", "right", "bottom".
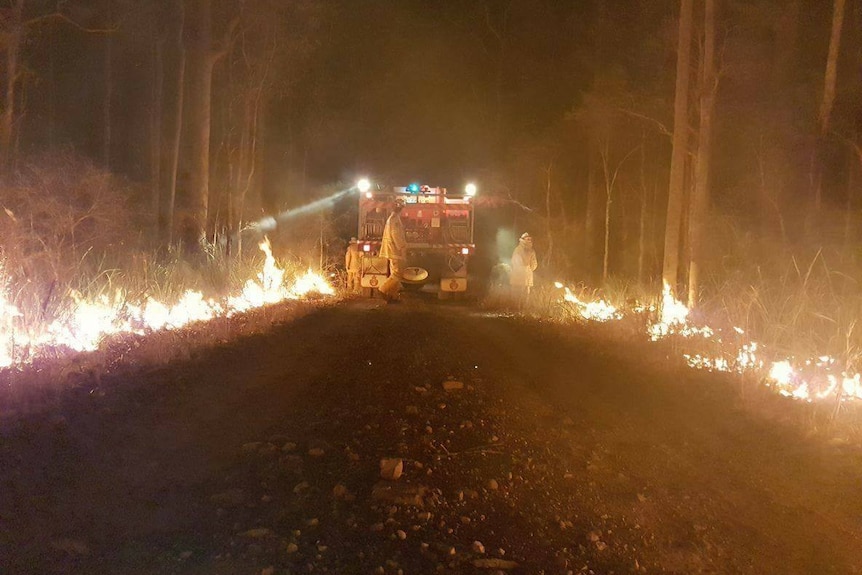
{"left": 249, "top": 180, "right": 370, "bottom": 233}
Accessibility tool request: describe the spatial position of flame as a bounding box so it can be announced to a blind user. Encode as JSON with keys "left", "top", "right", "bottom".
{"left": 289, "top": 269, "right": 336, "bottom": 298}
{"left": 558, "top": 285, "right": 621, "bottom": 322}
{"left": 552, "top": 279, "right": 862, "bottom": 404}
{"left": 0, "top": 239, "right": 334, "bottom": 368}
{"left": 0, "top": 268, "right": 21, "bottom": 367}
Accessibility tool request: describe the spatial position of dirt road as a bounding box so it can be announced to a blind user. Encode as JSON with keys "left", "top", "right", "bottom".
{"left": 2, "top": 296, "right": 862, "bottom": 574}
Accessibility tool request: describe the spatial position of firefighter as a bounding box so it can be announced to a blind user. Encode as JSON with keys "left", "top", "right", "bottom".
{"left": 345, "top": 237, "right": 361, "bottom": 293}
{"left": 509, "top": 232, "right": 538, "bottom": 307}
{"left": 378, "top": 196, "right": 407, "bottom": 302}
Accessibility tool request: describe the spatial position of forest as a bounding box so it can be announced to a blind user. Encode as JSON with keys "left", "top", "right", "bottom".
{"left": 0, "top": 0, "right": 860, "bottom": 375}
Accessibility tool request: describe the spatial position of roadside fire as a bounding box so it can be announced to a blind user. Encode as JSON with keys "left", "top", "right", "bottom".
{"left": 554, "top": 281, "right": 862, "bottom": 404}
{"left": 554, "top": 282, "right": 621, "bottom": 322}
{"left": 0, "top": 239, "right": 333, "bottom": 368}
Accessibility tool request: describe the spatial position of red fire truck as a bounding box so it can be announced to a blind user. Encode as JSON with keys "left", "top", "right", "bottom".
{"left": 356, "top": 183, "right": 476, "bottom": 298}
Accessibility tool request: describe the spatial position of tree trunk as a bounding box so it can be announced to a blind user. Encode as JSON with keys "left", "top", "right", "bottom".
{"left": 0, "top": 0, "right": 24, "bottom": 172}
{"left": 600, "top": 142, "right": 612, "bottom": 282}
{"left": 584, "top": 140, "right": 602, "bottom": 280}
{"left": 181, "top": 0, "right": 214, "bottom": 247}
{"left": 103, "top": 0, "right": 113, "bottom": 170}
{"left": 544, "top": 161, "right": 554, "bottom": 268}
{"left": 661, "top": 0, "right": 693, "bottom": 296}
{"left": 687, "top": 0, "right": 717, "bottom": 309}
{"left": 167, "top": 1, "right": 186, "bottom": 244}
{"left": 844, "top": 143, "right": 856, "bottom": 248}
{"left": 600, "top": 142, "right": 639, "bottom": 283}
{"left": 820, "top": 0, "right": 845, "bottom": 140}
{"left": 48, "top": 18, "right": 56, "bottom": 149}
{"left": 151, "top": 33, "right": 165, "bottom": 237}
{"left": 638, "top": 130, "right": 647, "bottom": 285}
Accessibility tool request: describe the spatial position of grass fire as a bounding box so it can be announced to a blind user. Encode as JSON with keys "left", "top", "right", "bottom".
{"left": 4, "top": 1, "right": 862, "bottom": 574}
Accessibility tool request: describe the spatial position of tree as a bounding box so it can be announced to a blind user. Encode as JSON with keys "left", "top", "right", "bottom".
{"left": 166, "top": 0, "right": 185, "bottom": 243}
{"left": 812, "top": 0, "right": 846, "bottom": 213}
{"left": 661, "top": 0, "right": 693, "bottom": 296}
{"left": 0, "top": 1, "right": 114, "bottom": 171}
{"left": 0, "top": 0, "right": 25, "bottom": 171}
{"left": 599, "top": 139, "right": 639, "bottom": 281}
{"left": 687, "top": 0, "right": 717, "bottom": 308}
{"left": 178, "top": 0, "right": 237, "bottom": 247}
{"left": 149, "top": 4, "right": 165, "bottom": 237}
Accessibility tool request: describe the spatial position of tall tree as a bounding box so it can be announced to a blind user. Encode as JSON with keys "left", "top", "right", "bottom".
{"left": 0, "top": 0, "right": 24, "bottom": 171}
{"left": 179, "top": 0, "right": 236, "bottom": 246}
{"left": 819, "top": 0, "right": 846, "bottom": 141}
{"left": 661, "top": 0, "right": 693, "bottom": 296}
{"left": 687, "top": 0, "right": 717, "bottom": 308}
{"left": 0, "top": 2, "right": 112, "bottom": 172}
{"left": 812, "top": 0, "right": 846, "bottom": 213}
{"left": 102, "top": 0, "right": 113, "bottom": 169}
{"left": 150, "top": 11, "right": 165, "bottom": 236}
{"left": 166, "top": 0, "right": 186, "bottom": 243}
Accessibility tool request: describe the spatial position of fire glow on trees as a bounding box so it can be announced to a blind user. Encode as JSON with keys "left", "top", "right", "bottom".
{"left": 555, "top": 281, "right": 862, "bottom": 403}
{"left": 0, "top": 239, "right": 334, "bottom": 368}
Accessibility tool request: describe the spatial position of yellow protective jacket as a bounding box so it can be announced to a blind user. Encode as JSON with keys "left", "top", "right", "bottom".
{"left": 509, "top": 242, "right": 538, "bottom": 287}
{"left": 345, "top": 244, "right": 361, "bottom": 272}
{"left": 379, "top": 212, "right": 407, "bottom": 261}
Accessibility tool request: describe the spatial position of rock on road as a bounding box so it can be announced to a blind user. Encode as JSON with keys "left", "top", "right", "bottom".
{"left": 2, "top": 297, "right": 862, "bottom": 574}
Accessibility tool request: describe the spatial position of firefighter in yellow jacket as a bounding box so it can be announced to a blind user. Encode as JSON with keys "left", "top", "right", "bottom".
{"left": 344, "top": 237, "right": 361, "bottom": 293}
{"left": 378, "top": 197, "right": 407, "bottom": 301}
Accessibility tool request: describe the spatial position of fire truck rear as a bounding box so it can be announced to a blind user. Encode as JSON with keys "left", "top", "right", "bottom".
{"left": 356, "top": 183, "right": 476, "bottom": 298}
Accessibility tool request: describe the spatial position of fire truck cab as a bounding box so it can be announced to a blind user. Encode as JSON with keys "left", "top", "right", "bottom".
{"left": 356, "top": 183, "right": 476, "bottom": 298}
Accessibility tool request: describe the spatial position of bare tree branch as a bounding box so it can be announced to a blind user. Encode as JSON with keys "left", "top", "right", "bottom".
{"left": 617, "top": 108, "right": 672, "bottom": 138}
{"left": 26, "top": 11, "right": 117, "bottom": 34}
{"left": 211, "top": 16, "right": 241, "bottom": 64}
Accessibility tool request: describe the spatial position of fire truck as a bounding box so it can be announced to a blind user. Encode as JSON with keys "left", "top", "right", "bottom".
{"left": 356, "top": 183, "right": 476, "bottom": 299}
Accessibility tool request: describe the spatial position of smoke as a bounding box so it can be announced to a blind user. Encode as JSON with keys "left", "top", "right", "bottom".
{"left": 495, "top": 228, "right": 517, "bottom": 264}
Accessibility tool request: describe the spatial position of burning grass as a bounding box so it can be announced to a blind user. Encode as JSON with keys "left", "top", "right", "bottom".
{"left": 546, "top": 254, "right": 862, "bottom": 422}
{"left": 0, "top": 154, "right": 337, "bottom": 372}
{"left": 0, "top": 238, "right": 336, "bottom": 369}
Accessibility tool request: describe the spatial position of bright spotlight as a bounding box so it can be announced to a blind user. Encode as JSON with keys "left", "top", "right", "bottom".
{"left": 465, "top": 183, "right": 477, "bottom": 196}
{"left": 357, "top": 178, "right": 371, "bottom": 193}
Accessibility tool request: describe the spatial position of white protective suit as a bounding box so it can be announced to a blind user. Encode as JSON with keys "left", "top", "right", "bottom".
{"left": 509, "top": 235, "right": 538, "bottom": 291}
{"left": 378, "top": 207, "right": 407, "bottom": 299}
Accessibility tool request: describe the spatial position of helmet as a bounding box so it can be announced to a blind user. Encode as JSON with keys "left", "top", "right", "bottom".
{"left": 393, "top": 197, "right": 406, "bottom": 208}
{"left": 520, "top": 232, "right": 532, "bottom": 240}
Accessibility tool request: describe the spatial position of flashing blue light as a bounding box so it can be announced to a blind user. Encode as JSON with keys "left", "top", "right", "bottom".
{"left": 407, "top": 183, "right": 421, "bottom": 193}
